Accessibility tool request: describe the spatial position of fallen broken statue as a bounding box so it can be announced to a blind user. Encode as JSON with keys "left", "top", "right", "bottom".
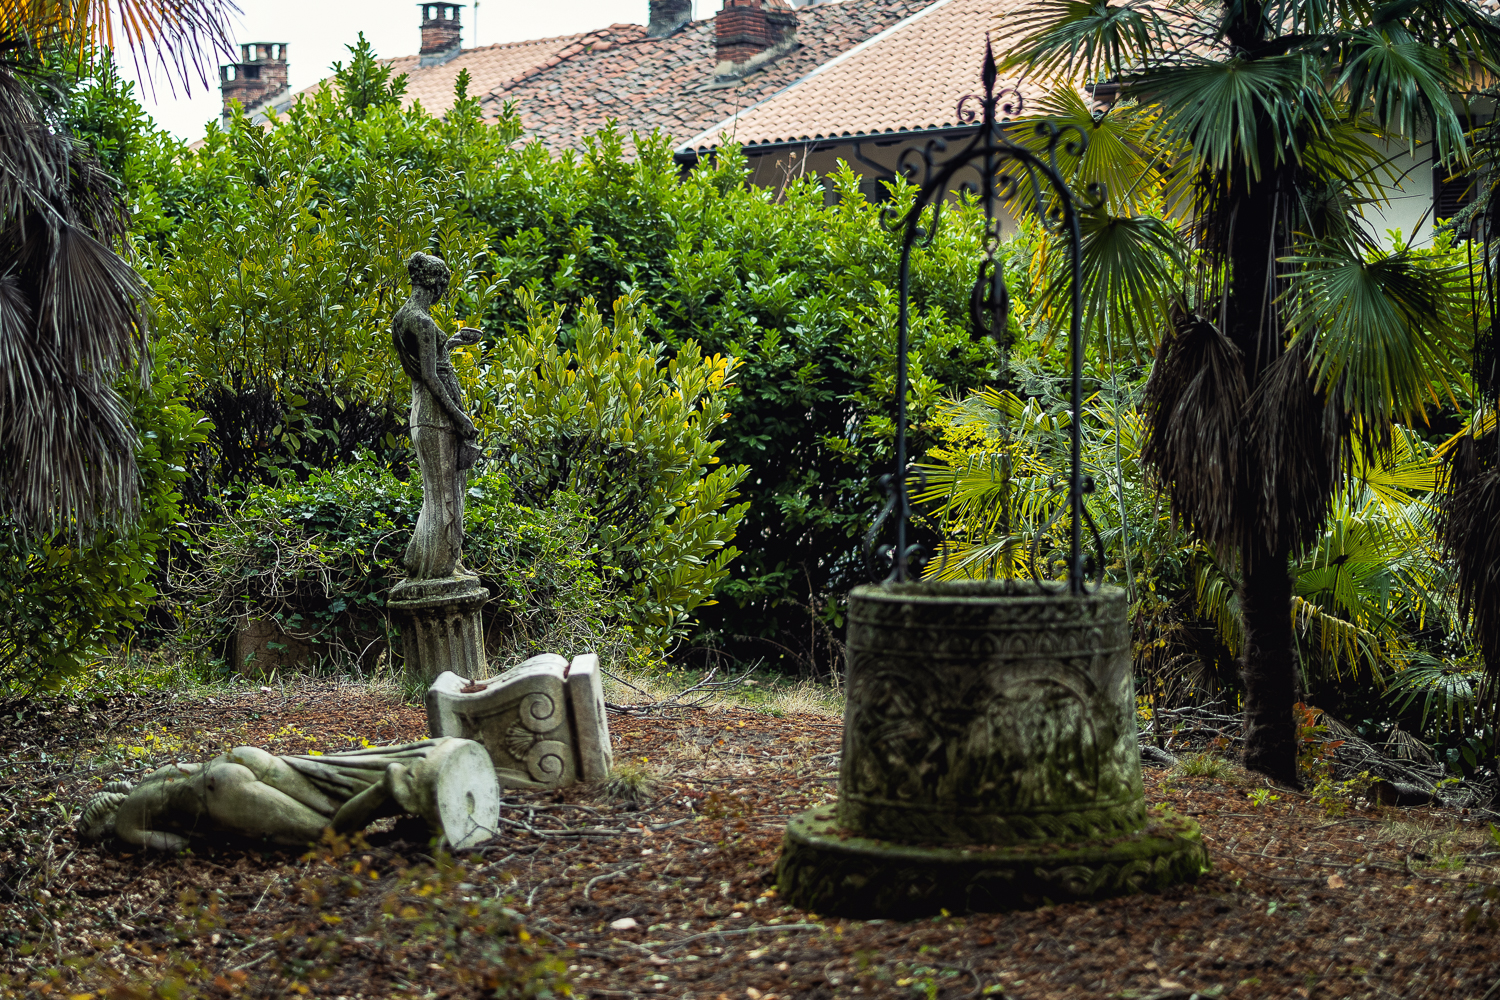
{"left": 78, "top": 737, "right": 499, "bottom": 851}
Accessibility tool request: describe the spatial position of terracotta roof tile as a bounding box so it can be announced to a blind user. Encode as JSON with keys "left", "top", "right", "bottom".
{"left": 484, "top": 0, "right": 941, "bottom": 155}
{"left": 391, "top": 33, "right": 602, "bottom": 114}
{"left": 680, "top": 0, "right": 1038, "bottom": 154}
{"left": 283, "top": 30, "right": 597, "bottom": 119}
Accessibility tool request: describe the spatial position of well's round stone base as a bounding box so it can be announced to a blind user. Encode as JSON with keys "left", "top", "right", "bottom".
{"left": 776, "top": 808, "right": 1207, "bottom": 919}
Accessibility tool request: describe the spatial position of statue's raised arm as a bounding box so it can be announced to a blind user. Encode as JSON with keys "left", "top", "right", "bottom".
{"left": 391, "top": 253, "right": 482, "bottom": 580}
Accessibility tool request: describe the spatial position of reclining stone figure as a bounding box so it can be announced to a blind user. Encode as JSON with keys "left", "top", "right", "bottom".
{"left": 78, "top": 737, "right": 499, "bottom": 851}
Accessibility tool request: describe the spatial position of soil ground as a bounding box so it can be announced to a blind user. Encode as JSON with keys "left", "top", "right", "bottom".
{"left": 2, "top": 680, "right": 1498, "bottom": 999}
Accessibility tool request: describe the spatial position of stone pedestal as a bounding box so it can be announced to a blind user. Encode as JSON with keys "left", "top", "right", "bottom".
{"left": 388, "top": 573, "right": 488, "bottom": 684}
{"left": 426, "top": 653, "right": 613, "bottom": 789}
{"left": 776, "top": 580, "right": 1206, "bottom": 917}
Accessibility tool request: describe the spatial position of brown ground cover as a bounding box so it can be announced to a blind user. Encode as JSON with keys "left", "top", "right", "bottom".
{"left": 1, "top": 680, "right": 1498, "bottom": 999}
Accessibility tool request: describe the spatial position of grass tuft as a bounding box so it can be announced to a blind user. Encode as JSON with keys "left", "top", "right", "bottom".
{"left": 597, "top": 761, "right": 660, "bottom": 809}
{"left": 1175, "top": 752, "right": 1237, "bottom": 783}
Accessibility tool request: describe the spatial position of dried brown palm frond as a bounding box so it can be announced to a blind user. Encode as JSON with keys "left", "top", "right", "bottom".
{"left": 0, "top": 50, "right": 146, "bottom": 537}
{"left": 1245, "top": 341, "right": 1341, "bottom": 555}
{"left": 1436, "top": 429, "right": 1500, "bottom": 730}
{"left": 0, "top": 0, "right": 236, "bottom": 95}
{"left": 1141, "top": 305, "right": 1248, "bottom": 556}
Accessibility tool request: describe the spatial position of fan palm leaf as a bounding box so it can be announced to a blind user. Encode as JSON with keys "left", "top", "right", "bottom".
{"left": 1006, "top": 88, "right": 1191, "bottom": 358}
{"left": 0, "top": 0, "right": 235, "bottom": 92}
{"left": 1001, "top": 0, "right": 1180, "bottom": 83}
{"left": 1284, "top": 242, "right": 1470, "bottom": 429}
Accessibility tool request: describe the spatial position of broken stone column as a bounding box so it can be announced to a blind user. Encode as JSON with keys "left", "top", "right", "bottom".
{"left": 426, "top": 653, "right": 613, "bottom": 789}
{"left": 565, "top": 654, "right": 613, "bottom": 782}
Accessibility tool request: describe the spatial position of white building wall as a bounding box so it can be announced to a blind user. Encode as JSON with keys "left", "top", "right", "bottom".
{"left": 1364, "top": 139, "right": 1437, "bottom": 247}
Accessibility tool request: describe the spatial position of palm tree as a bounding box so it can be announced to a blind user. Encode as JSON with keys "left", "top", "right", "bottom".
{"left": 1004, "top": 0, "right": 1498, "bottom": 784}
{"left": 1434, "top": 100, "right": 1500, "bottom": 771}
{"left": 0, "top": 0, "right": 234, "bottom": 537}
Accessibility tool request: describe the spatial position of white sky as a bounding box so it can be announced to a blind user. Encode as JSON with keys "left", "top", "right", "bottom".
{"left": 121, "top": 0, "right": 713, "bottom": 140}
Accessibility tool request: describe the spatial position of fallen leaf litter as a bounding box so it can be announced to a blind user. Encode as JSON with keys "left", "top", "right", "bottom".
{"left": 0, "top": 679, "right": 1497, "bottom": 998}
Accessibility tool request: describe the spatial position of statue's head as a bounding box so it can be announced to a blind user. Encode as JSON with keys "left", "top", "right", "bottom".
{"left": 78, "top": 781, "right": 133, "bottom": 840}
{"left": 408, "top": 252, "right": 451, "bottom": 297}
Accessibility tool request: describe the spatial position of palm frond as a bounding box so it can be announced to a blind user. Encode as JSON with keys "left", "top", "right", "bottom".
{"left": 0, "top": 45, "right": 148, "bottom": 536}
{"left": 1194, "top": 556, "right": 1243, "bottom": 655}
{"left": 1368, "top": 0, "right": 1500, "bottom": 71}
{"left": 1336, "top": 29, "right": 1470, "bottom": 159}
{"left": 1141, "top": 308, "right": 1249, "bottom": 554}
{"left": 1136, "top": 54, "right": 1330, "bottom": 180}
{"left": 1292, "top": 595, "right": 1387, "bottom": 682}
{"left": 0, "top": 0, "right": 238, "bottom": 94}
{"left": 922, "top": 536, "right": 1025, "bottom": 581}
{"left": 998, "top": 0, "right": 1180, "bottom": 83}
{"left": 1284, "top": 242, "right": 1468, "bottom": 430}
{"left": 1029, "top": 207, "right": 1187, "bottom": 361}
{"left": 1345, "top": 423, "right": 1438, "bottom": 514}
{"left": 1386, "top": 654, "right": 1481, "bottom": 732}
{"left": 1008, "top": 89, "right": 1183, "bottom": 215}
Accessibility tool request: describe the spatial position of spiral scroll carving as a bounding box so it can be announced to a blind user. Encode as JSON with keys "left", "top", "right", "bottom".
{"left": 463, "top": 679, "right": 577, "bottom": 788}
{"left": 526, "top": 741, "right": 569, "bottom": 783}
{"left": 518, "top": 691, "right": 562, "bottom": 733}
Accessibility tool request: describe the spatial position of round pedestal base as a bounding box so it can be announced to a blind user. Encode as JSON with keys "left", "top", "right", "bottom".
{"left": 776, "top": 808, "right": 1207, "bottom": 918}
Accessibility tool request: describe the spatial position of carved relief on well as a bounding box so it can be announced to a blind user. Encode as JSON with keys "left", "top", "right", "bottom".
{"left": 836, "top": 582, "right": 1146, "bottom": 846}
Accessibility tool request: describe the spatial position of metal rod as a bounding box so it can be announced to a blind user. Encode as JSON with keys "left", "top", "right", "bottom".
{"left": 895, "top": 246, "right": 912, "bottom": 582}
{"left": 1067, "top": 199, "right": 1084, "bottom": 596}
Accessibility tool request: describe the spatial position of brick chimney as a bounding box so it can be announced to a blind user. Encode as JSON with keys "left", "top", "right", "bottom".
{"left": 715, "top": 0, "right": 797, "bottom": 79}
{"left": 219, "top": 43, "right": 289, "bottom": 122}
{"left": 419, "top": 2, "right": 464, "bottom": 67}
{"left": 647, "top": 0, "right": 693, "bottom": 37}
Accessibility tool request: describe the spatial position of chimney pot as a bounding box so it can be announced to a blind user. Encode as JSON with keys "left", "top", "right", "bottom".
{"left": 419, "top": 2, "right": 464, "bottom": 66}
{"left": 647, "top": 0, "right": 692, "bottom": 37}
{"left": 219, "top": 42, "right": 289, "bottom": 122}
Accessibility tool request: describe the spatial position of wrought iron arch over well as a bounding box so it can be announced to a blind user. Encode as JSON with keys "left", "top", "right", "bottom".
{"left": 867, "top": 37, "right": 1105, "bottom": 594}
{"left": 777, "top": 42, "right": 1208, "bottom": 919}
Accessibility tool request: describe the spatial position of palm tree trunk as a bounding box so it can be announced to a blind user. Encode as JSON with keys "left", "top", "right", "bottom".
{"left": 1238, "top": 543, "right": 1301, "bottom": 786}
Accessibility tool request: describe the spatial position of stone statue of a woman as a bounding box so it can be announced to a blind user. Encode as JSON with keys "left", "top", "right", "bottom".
{"left": 391, "top": 252, "right": 483, "bottom": 580}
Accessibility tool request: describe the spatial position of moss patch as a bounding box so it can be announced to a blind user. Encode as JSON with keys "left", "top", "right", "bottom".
{"left": 776, "top": 807, "right": 1207, "bottom": 919}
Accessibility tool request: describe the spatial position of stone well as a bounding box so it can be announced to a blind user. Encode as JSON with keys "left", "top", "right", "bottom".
{"left": 776, "top": 580, "right": 1207, "bottom": 917}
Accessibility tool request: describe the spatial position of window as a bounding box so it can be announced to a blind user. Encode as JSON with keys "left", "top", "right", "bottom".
{"left": 1434, "top": 163, "right": 1476, "bottom": 229}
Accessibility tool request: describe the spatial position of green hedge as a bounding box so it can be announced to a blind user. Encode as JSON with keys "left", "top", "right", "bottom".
{"left": 183, "top": 461, "right": 630, "bottom": 672}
